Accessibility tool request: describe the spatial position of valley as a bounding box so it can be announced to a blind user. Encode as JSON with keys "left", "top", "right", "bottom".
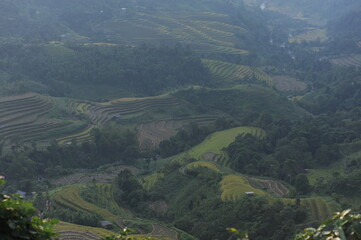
{"left": 0, "top": 0, "right": 361, "bottom": 240}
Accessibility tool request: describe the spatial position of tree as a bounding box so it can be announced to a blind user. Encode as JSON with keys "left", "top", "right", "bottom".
{"left": 295, "top": 209, "right": 361, "bottom": 240}
{"left": 295, "top": 174, "right": 311, "bottom": 194}
{"left": 0, "top": 176, "right": 58, "bottom": 240}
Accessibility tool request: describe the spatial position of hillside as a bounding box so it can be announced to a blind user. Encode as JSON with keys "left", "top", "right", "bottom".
{"left": 1, "top": 0, "right": 361, "bottom": 240}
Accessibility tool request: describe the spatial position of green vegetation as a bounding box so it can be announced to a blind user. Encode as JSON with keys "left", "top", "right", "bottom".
{"left": 203, "top": 59, "right": 273, "bottom": 86}
{"left": 141, "top": 173, "right": 165, "bottom": 191}
{"left": 220, "top": 175, "right": 265, "bottom": 201}
{"left": 1, "top": 0, "right": 361, "bottom": 239}
{"left": 0, "top": 44, "right": 211, "bottom": 98}
{"left": 185, "top": 161, "right": 220, "bottom": 172}
{"left": 295, "top": 209, "right": 361, "bottom": 240}
{"left": 0, "top": 177, "right": 58, "bottom": 240}
{"left": 172, "top": 126, "right": 265, "bottom": 164}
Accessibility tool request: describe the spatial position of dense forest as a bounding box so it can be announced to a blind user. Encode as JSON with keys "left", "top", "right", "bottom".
{"left": 0, "top": 44, "right": 211, "bottom": 97}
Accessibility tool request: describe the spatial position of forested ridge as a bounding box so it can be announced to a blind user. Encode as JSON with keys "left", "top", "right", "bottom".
{"left": 0, "top": 44, "right": 210, "bottom": 97}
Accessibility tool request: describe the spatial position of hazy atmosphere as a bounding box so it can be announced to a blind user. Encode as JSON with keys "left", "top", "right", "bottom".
{"left": 0, "top": 0, "right": 361, "bottom": 239}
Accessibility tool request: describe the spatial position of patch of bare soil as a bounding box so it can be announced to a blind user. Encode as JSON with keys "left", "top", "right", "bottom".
{"left": 51, "top": 165, "right": 137, "bottom": 185}
{"left": 202, "top": 152, "right": 221, "bottom": 162}
{"left": 273, "top": 75, "right": 307, "bottom": 92}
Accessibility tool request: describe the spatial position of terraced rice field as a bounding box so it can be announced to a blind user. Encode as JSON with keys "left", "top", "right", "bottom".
{"left": 248, "top": 177, "right": 289, "bottom": 197}
{"left": 289, "top": 29, "right": 327, "bottom": 43}
{"left": 51, "top": 165, "right": 137, "bottom": 185}
{"left": 282, "top": 198, "right": 338, "bottom": 222}
{"left": 58, "top": 230, "right": 101, "bottom": 240}
{"left": 194, "top": 43, "right": 248, "bottom": 55}
{"left": 56, "top": 221, "right": 169, "bottom": 240}
{"left": 52, "top": 185, "right": 119, "bottom": 221}
{"left": 53, "top": 185, "right": 177, "bottom": 239}
{"left": 56, "top": 125, "right": 96, "bottom": 145}
{"left": 203, "top": 59, "right": 251, "bottom": 82}
{"left": 185, "top": 161, "right": 220, "bottom": 172}
{"left": 88, "top": 96, "right": 181, "bottom": 125}
{"left": 0, "top": 93, "right": 86, "bottom": 143}
{"left": 137, "top": 115, "right": 218, "bottom": 149}
{"left": 95, "top": 11, "right": 248, "bottom": 56}
{"left": 203, "top": 59, "right": 273, "bottom": 85}
{"left": 173, "top": 126, "right": 266, "bottom": 165}
{"left": 330, "top": 54, "right": 361, "bottom": 67}
{"left": 81, "top": 183, "right": 126, "bottom": 216}
{"left": 56, "top": 222, "right": 117, "bottom": 240}
{"left": 139, "top": 13, "right": 240, "bottom": 47}
{"left": 220, "top": 175, "right": 266, "bottom": 201}
{"left": 148, "top": 224, "right": 178, "bottom": 240}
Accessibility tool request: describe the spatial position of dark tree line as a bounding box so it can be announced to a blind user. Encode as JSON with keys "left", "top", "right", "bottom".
{"left": 0, "top": 44, "right": 212, "bottom": 97}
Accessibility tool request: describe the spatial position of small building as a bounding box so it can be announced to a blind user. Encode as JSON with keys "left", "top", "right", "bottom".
{"left": 245, "top": 192, "right": 254, "bottom": 195}
{"left": 100, "top": 221, "right": 113, "bottom": 229}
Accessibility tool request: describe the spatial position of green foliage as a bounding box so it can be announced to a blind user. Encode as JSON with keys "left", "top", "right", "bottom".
{"left": 0, "top": 125, "right": 140, "bottom": 184}
{"left": 0, "top": 176, "right": 58, "bottom": 240}
{"left": 227, "top": 228, "right": 249, "bottom": 240}
{"left": 295, "top": 209, "right": 361, "bottom": 240}
{"left": 48, "top": 207, "right": 100, "bottom": 227}
{"left": 158, "top": 123, "right": 214, "bottom": 157}
{"left": 0, "top": 44, "right": 211, "bottom": 97}
{"left": 114, "top": 170, "right": 148, "bottom": 211}
{"left": 295, "top": 174, "right": 311, "bottom": 195}
{"left": 175, "top": 87, "right": 305, "bottom": 124}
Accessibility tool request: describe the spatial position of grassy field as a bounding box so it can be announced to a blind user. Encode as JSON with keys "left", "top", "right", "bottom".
{"left": 220, "top": 175, "right": 266, "bottom": 201}
{"left": 172, "top": 126, "right": 266, "bottom": 164}
{"left": 185, "top": 161, "right": 220, "bottom": 172}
